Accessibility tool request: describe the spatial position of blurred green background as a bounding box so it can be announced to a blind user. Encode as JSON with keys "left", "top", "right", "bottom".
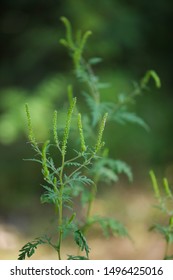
{"left": 0, "top": 0, "right": 173, "bottom": 259}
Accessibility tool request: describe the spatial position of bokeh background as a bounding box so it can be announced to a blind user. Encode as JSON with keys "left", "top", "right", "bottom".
{"left": 0, "top": 0, "right": 173, "bottom": 259}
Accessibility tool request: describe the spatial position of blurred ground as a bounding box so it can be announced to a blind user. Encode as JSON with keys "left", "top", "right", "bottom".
{"left": 0, "top": 181, "right": 170, "bottom": 260}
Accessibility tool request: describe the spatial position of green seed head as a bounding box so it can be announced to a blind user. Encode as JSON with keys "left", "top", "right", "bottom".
{"left": 94, "top": 113, "right": 108, "bottom": 154}
{"left": 42, "top": 140, "right": 50, "bottom": 179}
{"left": 53, "top": 110, "right": 60, "bottom": 148}
{"left": 25, "top": 103, "right": 38, "bottom": 149}
{"left": 78, "top": 113, "right": 86, "bottom": 152}
{"left": 61, "top": 97, "right": 76, "bottom": 156}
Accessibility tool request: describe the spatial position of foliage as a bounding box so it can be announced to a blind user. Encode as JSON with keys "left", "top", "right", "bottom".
{"left": 149, "top": 170, "right": 173, "bottom": 260}
{"left": 83, "top": 215, "right": 129, "bottom": 238}
{"left": 74, "top": 230, "right": 90, "bottom": 259}
{"left": 18, "top": 236, "right": 55, "bottom": 260}
{"left": 18, "top": 17, "right": 160, "bottom": 260}
{"left": 18, "top": 96, "right": 108, "bottom": 260}
{"left": 91, "top": 155, "right": 133, "bottom": 184}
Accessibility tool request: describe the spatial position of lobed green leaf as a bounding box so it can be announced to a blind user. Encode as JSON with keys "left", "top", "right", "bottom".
{"left": 18, "top": 237, "right": 50, "bottom": 260}
{"left": 74, "top": 230, "right": 90, "bottom": 258}
{"left": 89, "top": 216, "right": 128, "bottom": 238}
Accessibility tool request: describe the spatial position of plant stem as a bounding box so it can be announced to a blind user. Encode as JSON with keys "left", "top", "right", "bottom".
{"left": 86, "top": 184, "right": 96, "bottom": 220}
{"left": 83, "top": 58, "right": 100, "bottom": 103}
{"left": 80, "top": 184, "right": 96, "bottom": 238}
{"left": 68, "top": 154, "right": 94, "bottom": 180}
{"left": 57, "top": 154, "right": 65, "bottom": 260}
{"left": 164, "top": 240, "right": 169, "bottom": 259}
{"left": 57, "top": 196, "right": 63, "bottom": 260}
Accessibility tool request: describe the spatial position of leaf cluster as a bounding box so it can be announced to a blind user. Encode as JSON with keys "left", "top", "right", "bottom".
{"left": 91, "top": 154, "right": 133, "bottom": 184}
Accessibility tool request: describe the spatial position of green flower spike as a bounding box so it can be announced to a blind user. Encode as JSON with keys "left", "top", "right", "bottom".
{"left": 61, "top": 97, "right": 76, "bottom": 156}
{"left": 78, "top": 113, "right": 86, "bottom": 152}
{"left": 94, "top": 113, "right": 108, "bottom": 154}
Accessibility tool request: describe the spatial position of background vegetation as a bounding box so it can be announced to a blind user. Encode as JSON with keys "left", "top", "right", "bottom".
{"left": 0, "top": 0, "right": 173, "bottom": 259}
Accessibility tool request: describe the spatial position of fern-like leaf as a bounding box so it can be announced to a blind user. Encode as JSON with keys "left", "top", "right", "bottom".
{"left": 150, "top": 224, "right": 173, "bottom": 243}
{"left": 74, "top": 230, "right": 90, "bottom": 258}
{"left": 92, "top": 158, "right": 133, "bottom": 183}
{"left": 18, "top": 237, "right": 50, "bottom": 260}
{"left": 65, "top": 162, "right": 82, "bottom": 168}
{"left": 112, "top": 109, "right": 149, "bottom": 131}
{"left": 83, "top": 92, "right": 114, "bottom": 126}
{"left": 89, "top": 216, "right": 128, "bottom": 238}
{"left": 40, "top": 185, "right": 59, "bottom": 205}
{"left": 66, "top": 172, "right": 93, "bottom": 188}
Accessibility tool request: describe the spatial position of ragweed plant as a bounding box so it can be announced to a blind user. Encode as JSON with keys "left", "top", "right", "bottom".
{"left": 19, "top": 96, "right": 108, "bottom": 260}
{"left": 19, "top": 17, "right": 161, "bottom": 260}
{"left": 149, "top": 170, "right": 173, "bottom": 260}
{"left": 59, "top": 17, "right": 161, "bottom": 237}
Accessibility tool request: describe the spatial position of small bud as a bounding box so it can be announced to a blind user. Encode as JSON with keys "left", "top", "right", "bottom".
{"left": 149, "top": 170, "right": 161, "bottom": 199}
{"left": 163, "top": 178, "right": 172, "bottom": 198}
{"left": 68, "top": 213, "right": 76, "bottom": 225}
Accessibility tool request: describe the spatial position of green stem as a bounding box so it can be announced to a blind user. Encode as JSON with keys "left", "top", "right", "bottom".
{"left": 65, "top": 154, "right": 82, "bottom": 164}
{"left": 81, "top": 183, "right": 96, "bottom": 236}
{"left": 164, "top": 240, "right": 169, "bottom": 260}
{"left": 84, "top": 59, "right": 100, "bottom": 103}
{"left": 86, "top": 184, "right": 96, "bottom": 220}
{"left": 57, "top": 155, "right": 65, "bottom": 260}
{"left": 68, "top": 154, "right": 94, "bottom": 180}
{"left": 57, "top": 196, "right": 63, "bottom": 260}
